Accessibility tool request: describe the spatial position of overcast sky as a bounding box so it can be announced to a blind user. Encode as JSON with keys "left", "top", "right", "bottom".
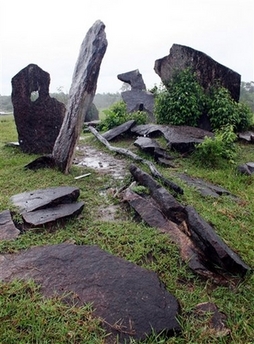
{"left": 1, "top": 0, "right": 253, "bottom": 96}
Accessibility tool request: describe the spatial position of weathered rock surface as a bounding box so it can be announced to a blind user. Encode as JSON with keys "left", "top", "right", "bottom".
{"left": 154, "top": 44, "right": 241, "bottom": 102}
{"left": 11, "top": 186, "right": 83, "bottom": 227}
{"left": 177, "top": 173, "right": 239, "bottom": 199}
{"left": 118, "top": 69, "right": 146, "bottom": 90}
{"left": 193, "top": 302, "right": 230, "bottom": 338}
{"left": 0, "top": 243, "right": 181, "bottom": 343}
{"left": 102, "top": 119, "right": 136, "bottom": 141}
{"left": 52, "top": 20, "right": 108, "bottom": 173}
{"left": 118, "top": 69, "right": 155, "bottom": 122}
{"left": 132, "top": 124, "right": 213, "bottom": 153}
{"left": 0, "top": 210, "right": 20, "bottom": 240}
{"left": 238, "top": 131, "right": 254, "bottom": 143}
{"left": 237, "top": 162, "right": 254, "bottom": 175}
{"left": 22, "top": 201, "right": 84, "bottom": 226}
{"left": 11, "top": 186, "right": 80, "bottom": 213}
{"left": 123, "top": 164, "right": 251, "bottom": 284}
{"left": 11, "top": 64, "right": 66, "bottom": 154}
{"left": 134, "top": 137, "right": 175, "bottom": 165}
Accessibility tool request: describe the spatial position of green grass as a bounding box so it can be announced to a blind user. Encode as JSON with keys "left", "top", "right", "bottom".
{"left": 0, "top": 115, "right": 253, "bottom": 343}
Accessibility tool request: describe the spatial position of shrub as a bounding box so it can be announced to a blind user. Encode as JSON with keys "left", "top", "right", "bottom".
{"left": 154, "top": 68, "right": 206, "bottom": 127}
{"left": 154, "top": 68, "right": 253, "bottom": 132}
{"left": 207, "top": 85, "right": 253, "bottom": 132}
{"left": 99, "top": 101, "right": 147, "bottom": 131}
{"left": 193, "top": 124, "right": 238, "bottom": 167}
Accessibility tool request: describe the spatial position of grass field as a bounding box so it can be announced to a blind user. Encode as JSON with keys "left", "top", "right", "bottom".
{"left": 0, "top": 114, "right": 253, "bottom": 343}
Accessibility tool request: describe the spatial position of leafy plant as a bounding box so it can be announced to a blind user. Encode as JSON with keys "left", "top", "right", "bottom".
{"left": 193, "top": 124, "right": 238, "bottom": 167}
{"left": 207, "top": 85, "right": 253, "bottom": 131}
{"left": 99, "top": 100, "right": 147, "bottom": 131}
{"left": 154, "top": 68, "right": 206, "bottom": 127}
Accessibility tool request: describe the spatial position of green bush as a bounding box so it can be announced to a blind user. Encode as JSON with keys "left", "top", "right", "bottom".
{"left": 154, "top": 68, "right": 253, "bottom": 132}
{"left": 193, "top": 124, "right": 238, "bottom": 167}
{"left": 207, "top": 85, "right": 253, "bottom": 132}
{"left": 99, "top": 101, "right": 147, "bottom": 131}
{"left": 154, "top": 68, "right": 206, "bottom": 127}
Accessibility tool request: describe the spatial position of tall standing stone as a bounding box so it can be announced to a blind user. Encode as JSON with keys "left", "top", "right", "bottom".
{"left": 52, "top": 20, "right": 107, "bottom": 173}
{"left": 11, "top": 64, "right": 66, "bottom": 154}
{"left": 154, "top": 44, "right": 241, "bottom": 102}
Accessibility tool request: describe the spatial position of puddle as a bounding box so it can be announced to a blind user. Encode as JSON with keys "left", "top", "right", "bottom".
{"left": 75, "top": 145, "right": 128, "bottom": 180}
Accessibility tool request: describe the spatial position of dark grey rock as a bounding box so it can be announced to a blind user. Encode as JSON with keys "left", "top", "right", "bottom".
{"left": 0, "top": 210, "right": 20, "bottom": 240}
{"left": 178, "top": 173, "right": 239, "bottom": 199}
{"left": 11, "top": 64, "right": 66, "bottom": 154}
{"left": 22, "top": 201, "right": 84, "bottom": 226}
{"left": 132, "top": 124, "right": 213, "bottom": 153}
{"left": 102, "top": 120, "right": 136, "bottom": 141}
{"left": 134, "top": 137, "right": 175, "bottom": 164}
{"left": 237, "top": 162, "right": 254, "bottom": 175}
{"left": 0, "top": 243, "right": 181, "bottom": 343}
{"left": 11, "top": 186, "right": 80, "bottom": 213}
{"left": 117, "top": 69, "right": 146, "bottom": 90}
{"left": 154, "top": 44, "right": 241, "bottom": 102}
{"left": 121, "top": 89, "right": 155, "bottom": 122}
{"left": 126, "top": 164, "right": 251, "bottom": 283}
{"left": 238, "top": 131, "right": 254, "bottom": 143}
{"left": 118, "top": 69, "right": 155, "bottom": 122}
{"left": 185, "top": 205, "right": 250, "bottom": 277}
{"left": 52, "top": 20, "right": 108, "bottom": 173}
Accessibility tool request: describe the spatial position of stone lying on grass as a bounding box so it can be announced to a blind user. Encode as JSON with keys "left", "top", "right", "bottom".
{"left": 131, "top": 124, "right": 213, "bottom": 154}
{"left": 11, "top": 186, "right": 83, "bottom": 227}
{"left": 0, "top": 243, "right": 181, "bottom": 343}
{"left": 134, "top": 136, "right": 175, "bottom": 167}
{"left": 0, "top": 210, "right": 20, "bottom": 241}
{"left": 124, "top": 164, "right": 251, "bottom": 285}
{"left": 177, "top": 173, "right": 239, "bottom": 199}
{"left": 102, "top": 119, "right": 136, "bottom": 141}
{"left": 237, "top": 162, "right": 254, "bottom": 176}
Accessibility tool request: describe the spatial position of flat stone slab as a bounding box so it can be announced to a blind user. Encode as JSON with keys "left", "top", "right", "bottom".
{"left": 132, "top": 124, "right": 213, "bottom": 153}
{"left": 22, "top": 201, "right": 84, "bottom": 226}
{"left": 0, "top": 210, "right": 20, "bottom": 240}
{"left": 177, "top": 173, "right": 239, "bottom": 199}
{"left": 102, "top": 119, "right": 136, "bottom": 141}
{"left": 11, "top": 186, "right": 80, "bottom": 213}
{"left": 0, "top": 244, "right": 181, "bottom": 343}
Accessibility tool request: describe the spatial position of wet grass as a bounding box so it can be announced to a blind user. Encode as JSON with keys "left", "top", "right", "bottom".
{"left": 0, "top": 115, "right": 253, "bottom": 343}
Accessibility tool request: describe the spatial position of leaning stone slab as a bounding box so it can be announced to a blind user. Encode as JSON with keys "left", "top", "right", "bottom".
{"left": 0, "top": 243, "right": 181, "bottom": 342}
{"left": 185, "top": 205, "right": 250, "bottom": 276}
{"left": 22, "top": 202, "right": 84, "bottom": 226}
{"left": 11, "top": 186, "right": 80, "bottom": 213}
{"left": 52, "top": 20, "right": 108, "bottom": 173}
{"left": 102, "top": 119, "right": 136, "bottom": 141}
{"left": 154, "top": 44, "right": 241, "bottom": 102}
{"left": 0, "top": 210, "right": 20, "bottom": 240}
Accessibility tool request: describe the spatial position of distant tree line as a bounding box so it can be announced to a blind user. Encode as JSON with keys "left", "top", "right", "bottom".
{"left": 0, "top": 84, "right": 253, "bottom": 113}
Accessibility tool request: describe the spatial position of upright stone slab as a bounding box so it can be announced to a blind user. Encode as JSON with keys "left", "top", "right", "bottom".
{"left": 52, "top": 20, "right": 108, "bottom": 173}
{"left": 117, "top": 69, "right": 155, "bottom": 122}
{"left": 11, "top": 64, "right": 66, "bottom": 154}
{"left": 154, "top": 44, "right": 241, "bottom": 102}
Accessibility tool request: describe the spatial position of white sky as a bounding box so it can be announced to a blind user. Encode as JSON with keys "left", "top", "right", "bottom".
{"left": 0, "top": 0, "right": 253, "bottom": 96}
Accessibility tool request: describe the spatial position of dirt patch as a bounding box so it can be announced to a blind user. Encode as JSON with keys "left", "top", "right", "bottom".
{"left": 75, "top": 145, "right": 128, "bottom": 180}
{"left": 74, "top": 143, "right": 129, "bottom": 222}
